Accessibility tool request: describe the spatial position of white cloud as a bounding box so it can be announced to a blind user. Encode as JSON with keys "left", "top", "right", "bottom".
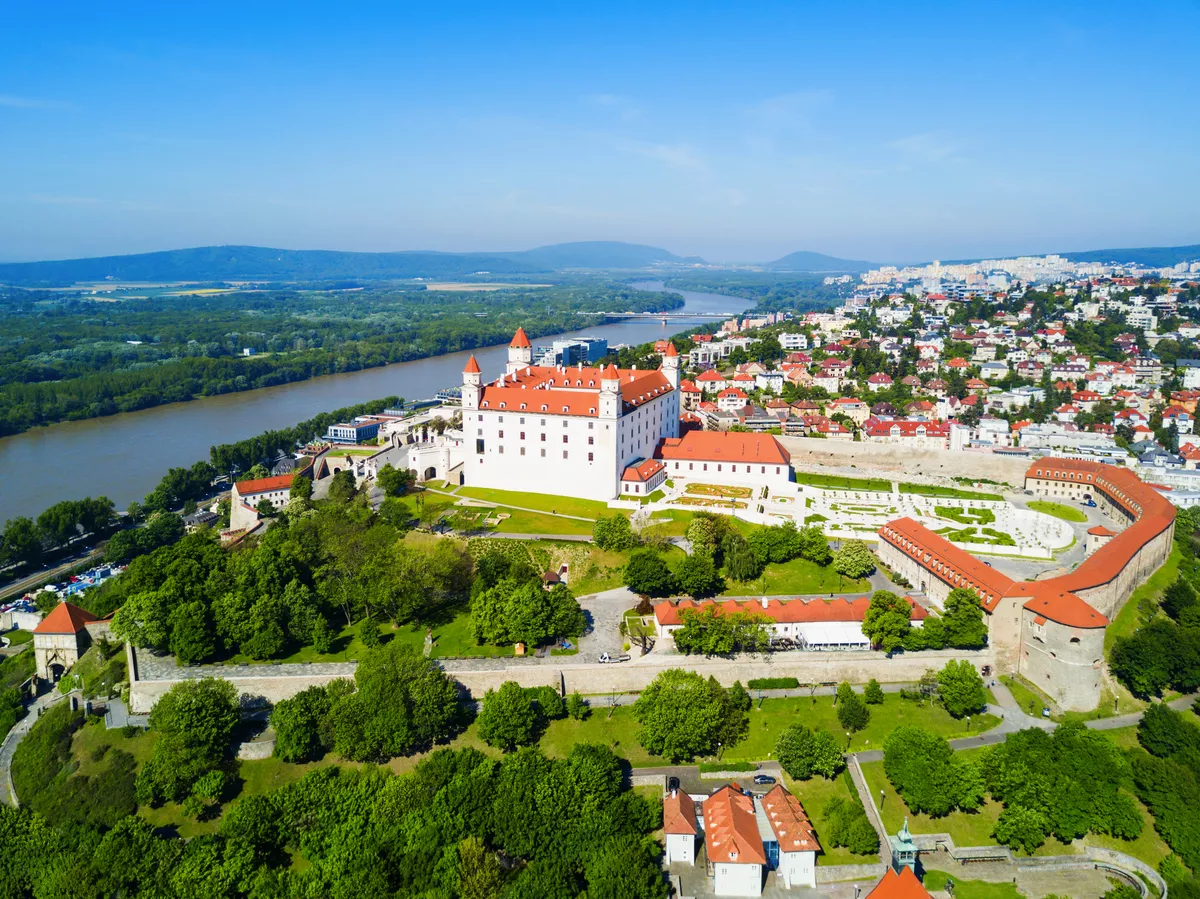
{"left": 0, "top": 94, "right": 74, "bottom": 110}
{"left": 887, "top": 132, "right": 962, "bottom": 163}
{"left": 745, "top": 89, "right": 834, "bottom": 128}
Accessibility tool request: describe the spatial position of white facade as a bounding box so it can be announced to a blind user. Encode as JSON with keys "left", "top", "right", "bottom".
{"left": 714, "top": 863, "right": 763, "bottom": 897}
{"left": 665, "top": 831, "right": 695, "bottom": 866}
{"left": 776, "top": 850, "right": 816, "bottom": 890}
{"left": 460, "top": 334, "right": 680, "bottom": 501}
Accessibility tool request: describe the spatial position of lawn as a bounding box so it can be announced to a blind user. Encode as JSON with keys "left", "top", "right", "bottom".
{"left": 900, "top": 484, "right": 1004, "bottom": 501}
{"left": 1105, "top": 544, "right": 1180, "bottom": 652}
{"left": 1027, "top": 500, "right": 1088, "bottom": 523}
{"left": 784, "top": 771, "right": 880, "bottom": 865}
{"left": 794, "top": 472, "right": 892, "bottom": 492}
{"left": 3, "top": 629, "right": 33, "bottom": 646}
{"left": 861, "top": 737, "right": 1172, "bottom": 869}
{"left": 488, "top": 509, "right": 596, "bottom": 536}
{"left": 455, "top": 486, "right": 609, "bottom": 519}
{"left": 1000, "top": 675, "right": 1054, "bottom": 718}
{"left": 922, "top": 871, "right": 1022, "bottom": 899}
{"left": 721, "top": 556, "right": 870, "bottom": 597}
{"left": 935, "top": 506, "right": 996, "bottom": 525}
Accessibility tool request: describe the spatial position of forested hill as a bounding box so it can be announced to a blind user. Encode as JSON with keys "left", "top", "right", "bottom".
{"left": 765, "top": 250, "right": 873, "bottom": 272}
{"left": 0, "top": 241, "right": 697, "bottom": 286}
{"left": 1055, "top": 243, "right": 1200, "bottom": 268}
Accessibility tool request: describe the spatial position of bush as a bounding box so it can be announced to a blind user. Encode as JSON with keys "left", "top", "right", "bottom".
{"left": 593, "top": 514, "right": 638, "bottom": 551}
{"left": 836, "top": 682, "right": 869, "bottom": 732}
{"left": 864, "top": 679, "right": 885, "bottom": 705}
{"left": 775, "top": 724, "right": 845, "bottom": 780}
{"left": 747, "top": 677, "right": 799, "bottom": 690}
{"left": 824, "top": 787, "right": 881, "bottom": 855}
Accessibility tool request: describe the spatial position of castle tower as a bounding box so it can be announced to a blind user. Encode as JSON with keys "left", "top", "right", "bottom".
{"left": 462, "top": 355, "right": 482, "bottom": 410}
{"left": 600, "top": 363, "right": 621, "bottom": 420}
{"left": 661, "top": 341, "right": 680, "bottom": 389}
{"left": 507, "top": 327, "right": 533, "bottom": 374}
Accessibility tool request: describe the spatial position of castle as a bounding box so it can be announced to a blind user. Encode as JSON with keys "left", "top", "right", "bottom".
{"left": 877, "top": 459, "right": 1175, "bottom": 710}
{"left": 459, "top": 327, "right": 682, "bottom": 501}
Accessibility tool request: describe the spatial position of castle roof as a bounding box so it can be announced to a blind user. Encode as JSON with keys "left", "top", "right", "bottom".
{"left": 463, "top": 355, "right": 481, "bottom": 374}
{"left": 34, "top": 601, "right": 99, "bottom": 635}
{"left": 510, "top": 327, "right": 531, "bottom": 348}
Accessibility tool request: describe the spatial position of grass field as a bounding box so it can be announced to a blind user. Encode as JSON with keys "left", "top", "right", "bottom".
{"left": 1000, "top": 674, "right": 1054, "bottom": 718}
{"left": 861, "top": 736, "right": 1173, "bottom": 869}
{"left": 784, "top": 771, "right": 880, "bottom": 865}
{"left": 1027, "top": 500, "right": 1089, "bottom": 523}
{"left": 794, "top": 472, "right": 892, "bottom": 492}
{"left": 3, "top": 629, "right": 33, "bottom": 646}
{"left": 455, "top": 487, "right": 609, "bottom": 519}
{"left": 1105, "top": 544, "right": 1179, "bottom": 652}
{"left": 900, "top": 483, "right": 1004, "bottom": 501}
{"left": 489, "top": 509, "right": 596, "bottom": 536}
{"left": 923, "top": 871, "right": 1021, "bottom": 899}
{"left": 721, "top": 556, "right": 871, "bottom": 597}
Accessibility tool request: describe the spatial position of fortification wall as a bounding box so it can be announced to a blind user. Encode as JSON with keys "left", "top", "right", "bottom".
{"left": 778, "top": 437, "right": 1030, "bottom": 485}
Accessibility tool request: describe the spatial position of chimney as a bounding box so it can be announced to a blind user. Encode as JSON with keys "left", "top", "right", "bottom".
{"left": 761, "top": 596, "right": 768, "bottom": 609}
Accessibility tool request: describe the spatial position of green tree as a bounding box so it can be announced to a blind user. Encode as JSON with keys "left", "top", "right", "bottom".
{"left": 376, "top": 463, "right": 414, "bottom": 497}
{"left": 672, "top": 605, "right": 772, "bottom": 656}
{"left": 477, "top": 681, "right": 538, "bottom": 752}
{"left": 993, "top": 804, "right": 1049, "bottom": 854}
{"left": 883, "top": 726, "right": 982, "bottom": 816}
{"left": 861, "top": 591, "right": 911, "bottom": 652}
{"left": 1, "top": 517, "right": 42, "bottom": 567}
{"left": 167, "top": 600, "right": 216, "bottom": 664}
{"left": 633, "top": 668, "right": 738, "bottom": 762}
{"left": 832, "top": 539, "right": 875, "bottom": 578}
{"left": 864, "top": 679, "right": 885, "bottom": 704}
{"left": 775, "top": 724, "right": 845, "bottom": 779}
{"left": 942, "top": 588, "right": 989, "bottom": 648}
{"left": 358, "top": 615, "right": 381, "bottom": 649}
{"left": 937, "top": 660, "right": 988, "bottom": 718}
{"left": 271, "top": 682, "right": 339, "bottom": 762}
{"left": 623, "top": 549, "right": 677, "bottom": 597}
{"left": 836, "top": 682, "right": 869, "bottom": 732}
{"left": 674, "top": 552, "right": 723, "bottom": 597}
{"left": 136, "top": 678, "right": 240, "bottom": 805}
{"left": 592, "top": 513, "right": 638, "bottom": 551}
{"left": 566, "top": 691, "right": 589, "bottom": 720}
{"left": 724, "top": 539, "right": 764, "bottom": 581}
{"left": 327, "top": 469, "right": 359, "bottom": 504}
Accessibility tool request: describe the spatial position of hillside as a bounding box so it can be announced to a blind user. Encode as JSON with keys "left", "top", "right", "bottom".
{"left": 1056, "top": 243, "right": 1200, "bottom": 268}
{"left": 765, "top": 250, "right": 873, "bottom": 273}
{"left": 0, "top": 241, "right": 700, "bottom": 286}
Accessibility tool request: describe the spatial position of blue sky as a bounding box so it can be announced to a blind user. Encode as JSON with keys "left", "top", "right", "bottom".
{"left": 2, "top": 1, "right": 1198, "bottom": 264}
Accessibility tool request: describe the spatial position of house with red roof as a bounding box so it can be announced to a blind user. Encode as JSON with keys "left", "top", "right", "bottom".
{"left": 717, "top": 387, "right": 750, "bottom": 412}
{"left": 703, "top": 784, "right": 767, "bottom": 896}
{"left": 861, "top": 417, "right": 950, "bottom": 449}
{"left": 824, "top": 397, "right": 870, "bottom": 425}
{"left": 663, "top": 788, "right": 699, "bottom": 865}
{"left": 679, "top": 378, "right": 702, "bottom": 410}
{"left": 655, "top": 431, "right": 792, "bottom": 490}
{"left": 231, "top": 473, "right": 297, "bottom": 532}
{"left": 867, "top": 373, "right": 894, "bottom": 392}
{"left": 620, "top": 458, "right": 666, "bottom": 497}
{"left": 696, "top": 368, "right": 728, "bottom": 393}
{"left": 33, "top": 601, "right": 112, "bottom": 681}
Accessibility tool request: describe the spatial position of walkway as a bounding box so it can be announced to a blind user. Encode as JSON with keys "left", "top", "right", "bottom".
{"left": 0, "top": 688, "right": 72, "bottom": 806}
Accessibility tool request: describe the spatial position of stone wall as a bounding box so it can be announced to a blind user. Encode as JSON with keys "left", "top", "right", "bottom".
{"left": 126, "top": 643, "right": 994, "bottom": 713}
{"left": 778, "top": 437, "right": 1031, "bottom": 485}
{"left": 814, "top": 863, "right": 886, "bottom": 884}
{"left": 1019, "top": 614, "right": 1106, "bottom": 711}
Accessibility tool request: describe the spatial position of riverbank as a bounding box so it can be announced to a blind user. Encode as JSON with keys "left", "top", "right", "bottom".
{"left": 0, "top": 286, "right": 750, "bottom": 521}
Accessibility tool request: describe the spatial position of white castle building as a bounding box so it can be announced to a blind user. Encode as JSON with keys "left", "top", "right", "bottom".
{"left": 460, "top": 328, "right": 681, "bottom": 501}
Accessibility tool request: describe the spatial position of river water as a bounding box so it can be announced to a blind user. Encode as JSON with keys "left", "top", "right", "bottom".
{"left": 0, "top": 283, "right": 749, "bottom": 520}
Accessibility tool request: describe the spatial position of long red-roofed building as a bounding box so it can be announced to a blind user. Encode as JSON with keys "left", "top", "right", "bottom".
{"left": 877, "top": 457, "right": 1174, "bottom": 710}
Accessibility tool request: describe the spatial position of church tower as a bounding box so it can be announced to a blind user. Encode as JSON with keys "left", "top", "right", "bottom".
{"left": 507, "top": 327, "right": 533, "bottom": 374}
{"left": 461, "top": 355, "right": 482, "bottom": 410}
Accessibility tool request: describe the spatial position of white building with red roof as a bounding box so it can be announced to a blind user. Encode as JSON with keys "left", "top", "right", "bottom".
{"left": 655, "top": 431, "right": 792, "bottom": 491}
{"left": 230, "top": 473, "right": 297, "bottom": 532}
{"left": 663, "top": 788, "right": 699, "bottom": 865}
{"left": 33, "top": 601, "right": 111, "bottom": 681}
{"left": 460, "top": 329, "right": 681, "bottom": 501}
{"left": 703, "top": 784, "right": 767, "bottom": 896}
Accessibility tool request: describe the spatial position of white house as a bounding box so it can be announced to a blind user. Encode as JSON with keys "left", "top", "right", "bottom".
{"left": 761, "top": 785, "right": 819, "bottom": 889}
{"left": 779, "top": 332, "right": 809, "bottom": 350}
{"left": 663, "top": 789, "right": 699, "bottom": 865}
{"left": 655, "top": 431, "right": 792, "bottom": 491}
{"left": 460, "top": 329, "right": 680, "bottom": 501}
{"left": 704, "top": 785, "right": 765, "bottom": 897}
{"left": 230, "top": 474, "right": 296, "bottom": 531}
{"left": 755, "top": 371, "right": 784, "bottom": 393}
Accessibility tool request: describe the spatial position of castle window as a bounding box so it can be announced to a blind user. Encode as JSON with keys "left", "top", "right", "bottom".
{"left": 540, "top": 434, "right": 545, "bottom": 441}
{"left": 498, "top": 431, "right": 504, "bottom": 438}
{"left": 1070, "top": 637, "right": 1080, "bottom": 644}
{"left": 520, "top": 447, "right": 525, "bottom": 456}
{"left": 563, "top": 435, "right": 568, "bottom": 444}
{"left": 563, "top": 451, "right": 568, "bottom": 459}
{"left": 520, "top": 432, "right": 525, "bottom": 440}
{"left": 540, "top": 448, "right": 546, "bottom": 457}
{"left": 588, "top": 452, "right": 593, "bottom": 461}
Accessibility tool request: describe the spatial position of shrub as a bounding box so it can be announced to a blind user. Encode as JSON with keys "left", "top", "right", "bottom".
{"left": 747, "top": 677, "right": 800, "bottom": 690}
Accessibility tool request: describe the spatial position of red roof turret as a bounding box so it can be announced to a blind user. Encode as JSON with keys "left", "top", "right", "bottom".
{"left": 510, "top": 327, "right": 531, "bottom": 348}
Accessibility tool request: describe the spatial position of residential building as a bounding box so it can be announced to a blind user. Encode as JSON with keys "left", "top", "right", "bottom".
{"left": 655, "top": 431, "right": 792, "bottom": 490}
{"left": 664, "top": 788, "right": 699, "bottom": 865}
{"left": 703, "top": 784, "right": 766, "bottom": 897}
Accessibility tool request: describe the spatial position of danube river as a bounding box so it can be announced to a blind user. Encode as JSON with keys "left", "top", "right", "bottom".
{"left": 0, "top": 283, "right": 749, "bottom": 520}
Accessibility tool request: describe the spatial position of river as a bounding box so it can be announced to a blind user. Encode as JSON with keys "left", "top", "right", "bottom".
{"left": 0, "top": 283, "right": 750, "bottom": 520}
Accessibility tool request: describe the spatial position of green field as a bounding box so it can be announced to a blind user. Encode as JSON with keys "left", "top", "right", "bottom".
{"left": 935, "top": 506, "right": 996, "bottom": 525}
{"left": 794, "top": 472, "right": 892, "bottom": 492}
{"left": 922, "top": 871, "right": 1022, "bottom": 899}
{"left": 1027, "top": 500, "right": 1088, "bottom": 523}
{"left": 1105, "top": 544, "right": 1179, "bottom": 652}
{"left": 721, "top": 556, "right": 871, "bottom": 597}
{"left": 3, "top": 629, "right": 33, "bottom": 646}
{"left": 488, "top": 509, "right": 596, "bottom": 536}
{"left": 785, "top": 771, "right": 880, "bottom": 865}
{"left": 999, "top": 674, "right": 1055, "bottom": 718}
{"left": 900, "top": 483, "right": 1004, "bottom": 501}
{"left": 455, "top": 486, "right": 610, "bottom": 519}
{"left": 861, "top": 736, "right": 1172, "bottom": 868}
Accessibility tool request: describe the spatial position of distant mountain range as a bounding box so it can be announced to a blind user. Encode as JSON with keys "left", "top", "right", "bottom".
{"left": 764, "top": 250, "right": 874, "bottom": 273}
{"left": 0, "top": 241, "right": 699, "bottom": 286}
{"left": 1053, "top": 243, "right": 1200, "bottom": 268}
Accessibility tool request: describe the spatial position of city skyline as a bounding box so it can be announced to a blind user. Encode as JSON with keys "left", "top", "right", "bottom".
{"left": 1, "top": 1, "right": 1198, "bottom": 263}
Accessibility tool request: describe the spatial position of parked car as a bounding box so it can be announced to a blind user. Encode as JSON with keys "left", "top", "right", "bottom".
{"left": 598, "top": 652, "right": 632, "bottom": 664}
{"left": 667, "top": 776, "right": 681, "bottom": 793}
{"left": 753, "top": 774, "right": 777, "bottom": 786}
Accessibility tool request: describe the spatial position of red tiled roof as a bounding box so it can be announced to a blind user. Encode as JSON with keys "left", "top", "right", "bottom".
{"left": 680, "top": 379, "right": 702, "bottom": 393}
{"left": 622, "top": 458, "right": 665, "bottom": 483}
{"left": 697, "top": 369, "right": 727, "bottom": 382}
{"left": 878, "top": 518, "right": 1014, "bottom": 612}
{"left": 866, "top": 866, "right": 932, "bottom": 899}
{"left": 1087, "top": 525, "right": 1114, "bottom": 536}
{"left": 234, "top": 474, "right": 296, "bottom": 496}
{"left": 862, "top": 418, "right": 950, "bottom": 438}
{"left": 463, "top": 354, "right": 481, "bottom": 374}
{"left": 510, "top": 327, "right": 531, "bottom": 348}
{"left": 662, "top": 341, "right": 679, "bottom": 357}
{"left": 761, "top": 784, "right": 821, "bottom": 853}
{"left": 663, "top": 790, "right": 698, "bottom": 835}
{"left": 655, "top": 431, "right": 790, "bottom": 466}
{"left": 34, "top": 601, "right": 99, "bottom": 635}
{"left": 703, "top": 784, "right": 766, "bottom": 865}
{"left": 654, "top": 596, "right": 927, "bottom": 626}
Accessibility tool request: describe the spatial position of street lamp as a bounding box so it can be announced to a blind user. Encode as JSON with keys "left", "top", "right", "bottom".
{"left": 880, "top": 788, "right": 885, "bottom": 808}
{"left": 966, "top": 715, "right": 971, "bottom": 732}
{"left": 717, "top": 742, "right": 723, "bottom": 761}
{"left": 846, "top": 731, "right": 852, "bottom": 750}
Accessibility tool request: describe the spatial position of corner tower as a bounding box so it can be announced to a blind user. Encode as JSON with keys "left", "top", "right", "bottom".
{"left": 507, "top": 327, "right": 533, "bottom": 374}
{"left": 661, "top": 341, "right": 680, "bottom": 389}
{"left": 462, "top": 355, "right": 482, "bottom": 410}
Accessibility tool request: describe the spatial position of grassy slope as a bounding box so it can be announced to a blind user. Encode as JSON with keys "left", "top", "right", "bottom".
{"left": 794, "top": 472, "right": 892, "bottom": 491}
{"left": 1105, "top": 544, "right": 1180, "bottom": 652}
{"left": 900, "top": 484, "right": 1004, "bottom": 501}
{"left": 455, "top": 486, "right": 609, "bottom": 519}
{"left": 721, "top": 557, "right": 871, "bottom": 596}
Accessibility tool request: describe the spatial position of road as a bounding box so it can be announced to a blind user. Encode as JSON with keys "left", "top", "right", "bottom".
{"left": 0, "top": 549, "right": 105, "bottom": 603}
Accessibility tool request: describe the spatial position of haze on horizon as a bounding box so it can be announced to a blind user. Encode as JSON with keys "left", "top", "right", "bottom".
{"left": 1, "top": 0, "right": 1198, "bottom": 266}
